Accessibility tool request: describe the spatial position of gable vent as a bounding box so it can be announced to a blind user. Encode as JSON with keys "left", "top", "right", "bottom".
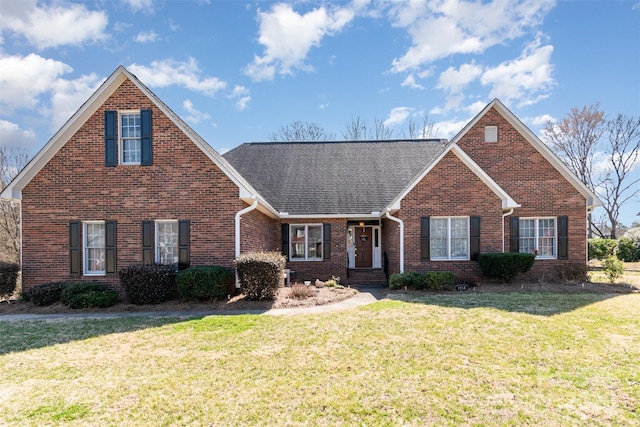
{"left": 484, "top": 125, "right": 498, "bottom": 143}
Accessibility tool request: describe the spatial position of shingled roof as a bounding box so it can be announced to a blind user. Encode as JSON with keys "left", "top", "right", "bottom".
{"left": 223, "top": 139, "right": 449, "bottom": 216}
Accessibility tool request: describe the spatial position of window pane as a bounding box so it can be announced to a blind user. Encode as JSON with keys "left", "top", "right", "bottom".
{"left": 430, "top": 218, "right": 448, "bottom": 259}
{"left": 123, "top": 139, "right": 141, "bottom": 163}
{"left": 85, "top": 223, "right": 105, "bottom": 273}
{"left": 157, "top": 221, "right": 178, "bottom": 265}
{"left": 538, "top": 219, "right": 555, "bottom": 257}
{"left": 291, "top": 225, "right": 305, "bottom": 259}
{"left": 307, "top": 225, "right": 322, "bottom": 259}
{"left": 121, "top": 113, "right": 141, "bottom": 163}
{"left": 519, "top": 219, "right": 536, "bottom": 254}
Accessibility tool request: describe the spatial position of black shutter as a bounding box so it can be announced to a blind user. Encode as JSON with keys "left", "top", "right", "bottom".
{"left": 105, "top": 110, "right": 117, "bottom": 167}
{"left": 558, "top": 215, "right": 569, "bottom": 260}
{"left": 281, "top": 224, "right": 289, "bottom": 260}
{"left": 323, "top": 223, "right": 331, "bottom": 260}
{"left": 420, "top": 216, "right": 430, "bottom": 260}
{"left": 470, "top": 216, "right": 481, "bottom": 261}
{"left": 178, "top": 220, "right": 190, "bottom": 270}
{"left": 105, "top": 221, "right": 117, "bottom": 275}
{"left": 140, "top": 109, "right": 153, "bottom": 166}
{"left": 510, "top": 216, "right": 520, "bottom": 253}
{"left": 142, "top": 221, "right": 154, "bottom": 264}
{"left": 69, "top": 221, "right": 81, "bottom": 275}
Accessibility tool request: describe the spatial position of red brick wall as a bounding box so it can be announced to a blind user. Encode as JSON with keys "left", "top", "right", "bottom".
{"left": 239, "top": 206, "right": 278, "bottom": 253}
{"left": 456, "top": 106, "right": 588, "bottom": 279}
{"left": 21, "top": 79, "right": 246, "bottom": 292}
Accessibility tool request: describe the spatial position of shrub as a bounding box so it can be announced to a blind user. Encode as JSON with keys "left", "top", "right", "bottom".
{"left": 421, "top": 271, "right": 455, "bottom": 290}
{"left": 602, "top": 256, "right": 624, "bottom": 283}
{"left": 24, "top": 282, "right": 66, "bottom": 306}
{"left": 324, "top": 279, "right": 338, "bottom": 287}
{"left": 556, "top": 263, "right": 588, "bottom": 282}
{"left": 0, "top": 262, "right": 20, "bottom": 299}
{"left": 176, "top": 266, "right": 234, "bottom": 300}
{"left": 60, "top": 282, "right": 118, "bottom": 309}
{"left": 617, "top": 237, "right": 640, "bottom": 262}
{"left": 389, "top": 272, "right": 422, "bottom": 289}
{"left": 588, "top": 238, "right": 618, "bottom": 260}
{"left": 478, "top": 253, "right": 536, "bottom": 283}
{"left": 235, "top": 251, "right": 286, "bottom": 301}
{"left": 289, "top": 283, "right": 315, "bottom": 299}
{"left": 118, "top": 264, "right": 177, "bottom": 305}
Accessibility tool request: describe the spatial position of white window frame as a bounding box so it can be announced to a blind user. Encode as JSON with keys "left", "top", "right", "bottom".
{"left": 519, "top": 217, "right": 556, "bottom": 259}
{"left": 119, "top": 110, "right": 141, "bottom": 165}
{"left": 484, "top": 125, "right": 498, "bottom": 143}
{"left": 290, "top": 224, "right": 323, "bottom": 261}
{"left": 430, "top": 216, "right": 470, "bottom": 261}
{"left": 155, "top": 220, "right": 179, "bottom": 266}
{"left": 83, "top": 221, "right": 105, "bottom": 276}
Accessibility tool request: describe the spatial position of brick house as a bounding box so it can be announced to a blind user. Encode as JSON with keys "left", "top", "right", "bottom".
{"left": 1, "top": 66, "right": 601, "bottom": 292}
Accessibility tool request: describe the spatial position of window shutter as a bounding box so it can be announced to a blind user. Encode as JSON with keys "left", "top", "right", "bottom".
{"left": 509, "top": 216, "right": 520, "bottom": 253}
{"left": 105, "top": 221, "right": 117, "bottom": 275}
{"left": 558, "top": 215, "right": 569, "bottom": 260}
{"left": 140, "top": 109, "right": 153, "bottom": 166}
{"left": 323, "top": 223, "right": 331, "bottom": 260}
{"left": 470, "top": 216, "right": 481, "bottom": 261}
{"left": 104, "top": 110, "right": 117, "bottom": 167}
{"left": 69, "top": 221, "right": 81, "bottom": 275}
{"left": 420, "top": 216, "right": 430, "bottom": 260}
{"left": 142, "top": 221, "right": 154, "bottom": 264}
{"left": 281, "top": 224, "right": 289, "bottom": 260}
{"left": 178, "top": 220, "right": 190, "bottom": 270}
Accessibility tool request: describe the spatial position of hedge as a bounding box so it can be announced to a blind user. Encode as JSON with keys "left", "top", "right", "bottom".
{"left": 176, "top": 266, "right": 234, "bottom": 300}
{"left": 235, "top": 251, "right": 285, "bottom": 301}
{"left": 60, "top": 282, "right": 118, "bottom": 309}
{"left": 478, "top": 253, "right": 535, "bottom": 283}
{"left": 0, "top": 261, "right": 20, "bottom": 299}
{"left": 118, "top": 264, "right": 177, "bottom": 305}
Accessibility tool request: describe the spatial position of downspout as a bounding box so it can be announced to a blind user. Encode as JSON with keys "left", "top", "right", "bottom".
{"left": 385, "top": 209, "right": 404, "bottom": 273}
{"left": 235, "top": 198, "right": 259, "bottom": 287}
{"left": 501, "top": 209, "right": 514, "bottom": 253}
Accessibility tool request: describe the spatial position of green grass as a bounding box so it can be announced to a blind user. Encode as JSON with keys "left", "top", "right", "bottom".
{"left": 1, "top": 293, "right": 639, "bottom": 426}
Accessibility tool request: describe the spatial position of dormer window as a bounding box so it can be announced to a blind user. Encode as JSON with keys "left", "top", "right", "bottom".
{"left": 105, "top": 109, "right": 152, "bottom": 167}
{"left": 484, "top": 125, "right": 498, "bottom": 143}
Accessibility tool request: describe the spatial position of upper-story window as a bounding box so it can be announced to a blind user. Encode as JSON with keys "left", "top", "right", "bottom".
{"left": 105, "top": 109, "right": 152, "bottom": 167}
{"left": 120, "top": 112, "right": 141, "bottom": 164}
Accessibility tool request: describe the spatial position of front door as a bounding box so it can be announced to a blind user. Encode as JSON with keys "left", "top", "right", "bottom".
{"left": 355, "top": 226, "right": 373, "bottom": 268}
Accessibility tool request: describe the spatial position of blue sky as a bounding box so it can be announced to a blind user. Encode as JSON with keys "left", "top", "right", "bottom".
{"left": 1, "top": 0, "right": 639, "bottom": 225}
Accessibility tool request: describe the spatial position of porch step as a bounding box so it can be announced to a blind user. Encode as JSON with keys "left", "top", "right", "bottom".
{"left": 347, "top": 269, "right": 388, "bottom": 286}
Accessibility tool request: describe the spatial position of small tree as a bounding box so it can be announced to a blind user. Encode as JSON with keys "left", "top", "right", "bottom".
{"left": 0, "top": 147, "right": 30, "bottom": 262}
{"left": 269, "top": 121, "right": 335, "bottom": 142}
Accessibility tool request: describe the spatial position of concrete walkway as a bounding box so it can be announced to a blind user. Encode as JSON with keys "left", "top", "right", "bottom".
{"left": 0, "top": 288, "right": 383, "bottom": 322}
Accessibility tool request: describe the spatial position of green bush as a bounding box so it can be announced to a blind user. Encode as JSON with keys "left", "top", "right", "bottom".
{"left": 118, "top": 264, "right": 177, "bottom": 305}
{"left": 421, "top": 271, "right": 455, "bottom": 290}
{"left": 602, "top": 256, "right": 624, "bottom": 283}
{"left": 588, "top": 238, "right": 618, "bottom": 260}
{"left": 478, "top": 253, "right": 536, "bottom": 283}
{"left": 388, "top": 272, "right": 422, "bottom": 289}
{"left": 176, "top": 266, "right": 233, "bottom": 300}
{"left": 617, "top": 237, "right": 640, "bottom": 262}
{"left": 0, "top": 262, "right": 20, "bottom": 299}
{"left": 24, "top": 282, "right": 66, "bottom": 306}
{"left": 235, "top": 251, "right": 285, "bottom": 301}
{"left": 60, "top": 282, "right": 118, "bottom": 309}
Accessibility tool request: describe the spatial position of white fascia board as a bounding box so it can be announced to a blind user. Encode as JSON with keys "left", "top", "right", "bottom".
{"left": 279, "top": 213, "right": 383, "bottom": 220}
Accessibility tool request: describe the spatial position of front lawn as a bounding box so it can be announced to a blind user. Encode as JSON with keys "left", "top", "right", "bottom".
{"left": 1, "top": 292, "right": 638, "bottom": 426}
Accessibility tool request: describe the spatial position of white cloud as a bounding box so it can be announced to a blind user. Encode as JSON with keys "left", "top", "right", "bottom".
{"left": 49, "top": 73, "right": 105, "bottom": 130}
{"left": 230, "top": 86, "right": 251, "bottom": 111}
{"left": 135, "top": 30, "right": 159, "bottom": 43}
{"left": 480, "top": 38, "right": 555, "bottom": 106}
{"left": 401, "top": 74, "right": 424, "bottom": 90}
{"left": 389, "top": 0, "right": 555, "bottom": 72}
{"left": 124, "top": 0, "right": 154, "bottom": 13}
{"left": 384, "top": 107, "right": 413, "bottom": 127}
{"left": 0, "top": 120, "right": 38, "bottom": 152}
{"left": 182, "top": 99, "right": 211, "bottom": 124}
{"left": 437, "top": 62, "right": 483, "bottom": 94}
{"left": 432, "top": 118, "right": 470, "bottom": 139}
{"left": 245, "top": 3, "right": 358, "bottom": 81}
{"left": 528, "top": 113, "right": 555, "bottom": 127}
{"left": 128, "top": 58, "right": 227, "bottom": 96}
{"left": 0, "top": 0, "right": 108, "bottom": 49}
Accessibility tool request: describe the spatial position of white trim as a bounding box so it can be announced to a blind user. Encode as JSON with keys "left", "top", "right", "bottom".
{"left": 83, "top": 220, "right": 106, "bottom": 276}
{"left": 289, "top": 224, "right": 323, "bottom": 261}
{"left": 518, "top": 217, "right": 557, "bottom": 259}
{"left": 235, "top": 199, "right": 258, "bottom": 259}
{"left": 118, "top": 110, "right": 142, "bottom": 165}
{"left": 429, "top": 216, "right": 470, "bottom": 261}
{"left": 155, "top": 219, "right": 179, "bottom": 265}
{"left": 385, "top": 210, "right": 404, "bottom": 273}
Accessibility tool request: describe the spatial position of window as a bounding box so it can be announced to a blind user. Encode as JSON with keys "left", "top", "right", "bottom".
{"left": 84, "top": 221, "right": 105, "bottom": 275}
{"left": 430, "top": 217, "right": 469, "bottom": 260}
{"left": 290, "top": 224, "right": 323, "bottom": 260}
{"left": 156, "top": 220, "right": 178, "bottom": 265}
{"left": 485, "top": 125, "right": 498, "bottom": 143}
{"left": 519, "top": 218, "right": 556, "bottom": 258}
{"left": 120, "top": 112, "right": 141, "bottom": 164}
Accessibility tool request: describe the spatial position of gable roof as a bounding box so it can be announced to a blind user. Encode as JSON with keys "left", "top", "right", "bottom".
{"left": 223, "top": 139, "right": 449, "bottom": 216}
{"left": 0, "top": 66, "right": 276, "bottom": 215}
{"left": 451, "top": 99, "right": 602, "bottom": 209}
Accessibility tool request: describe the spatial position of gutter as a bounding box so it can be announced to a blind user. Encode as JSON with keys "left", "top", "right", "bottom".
{"left": 501, "top": 209, "right": 514, "bottom": 253}
{"left": 385, "top": 209, "right": 404, "bottom": 273}
{"left": 235, "top": 198, "right": 258, "bottom": 259}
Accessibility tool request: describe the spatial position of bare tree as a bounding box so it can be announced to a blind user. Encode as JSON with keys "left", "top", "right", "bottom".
{"left": 0, "top": 146, "right": 29, "bottom": 262}
{"left": 403, "top": 114, "right": 438, "bottom": 139}
{"left": 544, "top": 104, "right": 640, "bottom": 238}
{"left": 342, "top": 116, "right": 396, "bottom": 140}
{"left": 269, "top": 121, "right": 335, "bottom": 141}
